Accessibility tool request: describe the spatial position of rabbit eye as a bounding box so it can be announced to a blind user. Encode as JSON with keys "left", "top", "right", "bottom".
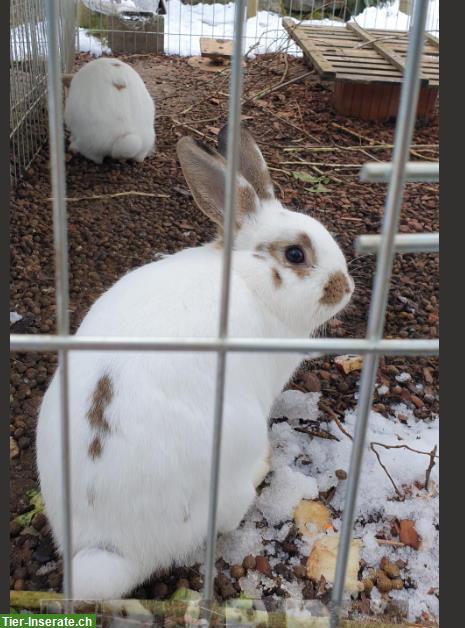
{"left": 285, "top": 245, "right": 305, "bottom": 264}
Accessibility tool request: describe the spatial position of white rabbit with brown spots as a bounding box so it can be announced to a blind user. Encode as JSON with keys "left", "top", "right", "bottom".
{"left": 64, "top": 57, "right": 155, "bottom": 164}
{"left": 36, "top": 125, "right": 354, "bottom": 600}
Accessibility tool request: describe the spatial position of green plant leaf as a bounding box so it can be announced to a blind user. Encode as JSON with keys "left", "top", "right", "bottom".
{"left": 14, "top": 490, "right": 44, "bottom": 527}
{"left": 293, "top": 171, "right": 320, "bottom": 184}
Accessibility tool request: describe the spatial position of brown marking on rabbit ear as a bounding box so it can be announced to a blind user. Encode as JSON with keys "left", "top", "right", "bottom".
{"left": 87, "top": 375, "right": 113, "bottom": 432}
{"left": 218, "top": 124, "right": 274, "bottom": 201}
{"left": 320, "top": 271, "right": 351, "bottom": 305}
{"left": 176, "top": 136, "right": 258, "bottom": 232}
{"left": 272, "top": 268, "right": 282, "bottom": 288}
{"left": 88, "top": 435, "right": 103, "bottom": 460}
{"left": 113, "top": 81, "right": 126, "bottom": 91}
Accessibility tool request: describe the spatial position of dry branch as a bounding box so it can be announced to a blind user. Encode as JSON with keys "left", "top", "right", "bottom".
{"left": 48, "top": 191, "right": 170, "bottom": 203}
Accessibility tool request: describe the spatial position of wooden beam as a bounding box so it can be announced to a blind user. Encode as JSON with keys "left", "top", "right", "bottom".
{"left": 247, "top": 0, "right": 258, "bottom": 19}
{"left": 347, "top": 22, "right": 429, "bottom": 86}
{"left": 282, "top": 18, "right": 336, "bottom": 79}
{"left": 425, "top": 32, "right": 440, "bottom": 47}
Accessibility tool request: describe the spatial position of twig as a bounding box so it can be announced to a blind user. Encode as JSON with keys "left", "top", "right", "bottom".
{"left": 283, "top": 144, "right": 438, "bottom": 153}
{"left": 171, "top": 119, "right": 206, "bottom": 138}
{"left": 48, "top": 191, "right": 170, "bottom": 202}
{"left": 320, "top": 401, "right": 353, "bottom": 440}
{"left": 424, "top": 445, "right": 438, "bottom": 490}
{"left": 370, "top": 441, "right": 439, "bottom": 500}
{"left": 244, "top": 70, "right": 314, "bottom": 104}
{"left": 376, "top": 538, "right": 406, "bottom": 548}
{"left": 370, "top": 442, "right": 404, "bottom": 500}
{"left": 294, "top": 426, "right": 340, "bottom": 442}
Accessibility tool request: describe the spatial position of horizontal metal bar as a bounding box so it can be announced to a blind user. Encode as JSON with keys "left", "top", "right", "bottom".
{"left": 10, "top": 334, "right": 438, "bottom": 356}
{"left": 356, "top": 232, "right": 439, "bottom": 255}
{"left": 360, "top": 162, "right": 439, "bottom": 183}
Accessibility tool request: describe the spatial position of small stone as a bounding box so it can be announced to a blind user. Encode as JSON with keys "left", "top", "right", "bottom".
{"left": 375, "top": 570, "right": 393, "bottom": 593}
{"left": 255, "top": 555, "right": 272, "bottom": 578}
{"left": 380, "top": 557, "right": 400, "bottom": 579}
{"left": 293, "top": 564, "right": 307, "bottom": 579}
{"left": 18, "top": 436, "right": 31, "bottom": 450}
{"left": 282, "top": 541, "right": 298, "bottom": 555}
{"left": 220, "top": 582, "right": 236, "bottom": 599}
{"left": 301, "top": 372, "right": 321, "bottom": 393}
{"left": 335, "top": 469, "right": 347, "bottom": 480}
{"left": 10, "top": 521, "right": 22, "bottom": 537}
{"left": 319, "top": 370, "right": 331, "bottom": 382}
{"left": 410, "top": 394, "right": 424, "bottom": 409}
{"left": 230, "top": 564, "right": 245, "bottom": 579}
{"left": 32, "top": 512, "right": 47, "bottom": 531}
{"left": 362, "top": 578, "right": 374, "bottom": 593}
{"left": 152, "top": 581, "right": 169, "bottom": 599}
{"left": 10, "top": 437, "right": 19, "bottom": 460}
{"left": 302, "top": 582, "right": 315, "bottom": 599}
{"left": 14, "top": 567, "right": 28, "bottom": 580}
{"left": 190, "top": 575, "right": 203, "bottom": 591}
{"left": 242, "top": 555, "right": 256, "bottom": 570}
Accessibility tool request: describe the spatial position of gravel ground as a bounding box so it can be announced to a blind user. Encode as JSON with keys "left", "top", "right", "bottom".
{"left": 10, "top": 52, "right": 438, "bottom": 621}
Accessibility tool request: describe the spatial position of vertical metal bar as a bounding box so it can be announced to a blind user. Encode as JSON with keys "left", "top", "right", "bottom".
{"left": 202, "top": 0, "right": 247, "bottom": 614}
{"left": 44, "top": 0, "right": 73, "bottom": 603}
{"left": 329, "top": 1, "right": 429, "bottom": 626}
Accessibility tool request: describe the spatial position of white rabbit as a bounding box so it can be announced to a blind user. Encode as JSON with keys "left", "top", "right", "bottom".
{"left": 36, "top": 125, "right": 354, "bottom": 600}
{"left": 64, "top": 58, "right": 155, "bottom": 164}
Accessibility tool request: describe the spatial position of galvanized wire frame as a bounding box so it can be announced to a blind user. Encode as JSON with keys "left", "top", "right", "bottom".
{"left": 9, "top": 0, "right": 439, "bottom": 624}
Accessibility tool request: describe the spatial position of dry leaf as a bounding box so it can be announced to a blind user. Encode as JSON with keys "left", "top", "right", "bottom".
{"left": 334, "top": 354, "right": 363, "bottom": 374}
{"left": 10, "top": 437, "right": 19, "bottom": 460}
{"left": 294, "top": 500, "right": 331, "bottom": 538}
{"left": 306, "top": 535, "right": 363, "bottom": 593}
{"left": 399, "top": 519, "right": 421, "bottom": 549}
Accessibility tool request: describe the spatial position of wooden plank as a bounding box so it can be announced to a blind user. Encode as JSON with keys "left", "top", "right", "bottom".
{"left": 332, "top": 65, "right": 403, "bottom": 76}
{"left": 283, "top": 18, "right": 336, "bottom": 78}
{"left": 347, "top": 22, "right": 408, "bottom": 73}
{"left": 335, "top": 73, "right": 403, "bottom": 84}
{"left": 200, "top": 37, "right": 233, "bottom": 59}
{"left": 425, "top": 32, "right": 440, "bottom": 47}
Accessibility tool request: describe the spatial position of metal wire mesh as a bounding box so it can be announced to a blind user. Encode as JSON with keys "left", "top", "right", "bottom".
{"left": 76, "top": 0, "right": 439, "bottom": 59}
{"left": 10, "top": 0, "right": 438, "bottom": 624}
{"left": 10, "top": 0, "right": 77, "bottom": 185}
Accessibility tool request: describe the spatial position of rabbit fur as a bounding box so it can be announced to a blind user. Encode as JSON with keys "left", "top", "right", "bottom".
{"left": 36, "top": 125, "right": 354, "bottom": 600}
{"left": 64, "top": 58, "right": 155, "bottom": 164}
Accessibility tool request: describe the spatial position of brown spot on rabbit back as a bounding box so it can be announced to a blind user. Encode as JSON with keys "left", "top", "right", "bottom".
{"left": 272, "top": 268, "right": 282, "bottom": 288}
{"left": 87, "top": 375, "right": 113, "bottom": 432}
{"left": 320, "top": 271, "right": 350, "bottom": 305}
{"left": 112, "top": 62, "right": 122, "bottom": 67}
{"left": 88, "top": 435, "right": 103, "bottom": 460}
{"left": 113, "top": 81, "right": 126, "bottom": 91}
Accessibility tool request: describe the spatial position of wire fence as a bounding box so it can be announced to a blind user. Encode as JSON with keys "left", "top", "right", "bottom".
{"left": 76, "top": 0, "right": 439, "bottom": 58}
{"left": 10, "top": 0, "right": 438, "bottom": 624}
{"left": 10, "top": 0, "right": 76, "bottom": 185}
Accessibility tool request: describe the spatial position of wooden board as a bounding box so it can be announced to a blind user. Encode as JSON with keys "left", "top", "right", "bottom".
{"left": 283, "top": 19, "right": 439, "bottom": 88}
{"left": 200, "top": 37, "right": 233, "bottom": 60}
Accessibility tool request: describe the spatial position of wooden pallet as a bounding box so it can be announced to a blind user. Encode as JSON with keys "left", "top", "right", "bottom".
{"left": 283, "top": 19, "right": 439, "bottom": 120}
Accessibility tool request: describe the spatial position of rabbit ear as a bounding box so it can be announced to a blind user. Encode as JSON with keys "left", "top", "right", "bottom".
{"left": 218, "top": 124, "right": 275, "bottom": 201}
{"left": 177, "top": 136, "right": 259, "bottom": 230}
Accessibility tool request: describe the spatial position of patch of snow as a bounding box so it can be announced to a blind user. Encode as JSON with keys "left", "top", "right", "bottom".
{"left": 78, "top": 28, "right": 112, "bottom": 56}
{"left": 78, "top": 0, "right": 439, "bottom": 58}
{"left": 396, "top": 372, "right": 412, "bottom": 383}
{"left": 377, "top": 384, "right": 389, "bottom": 396}
{"left": 10, "top": 312, "right": 23, "bottom": 325}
